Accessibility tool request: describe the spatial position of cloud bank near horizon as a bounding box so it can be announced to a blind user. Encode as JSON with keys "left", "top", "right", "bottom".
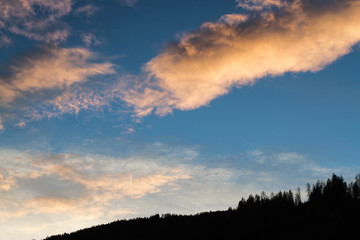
{"left": 0, "top": 144, "right": 353, "bottom": 240}
{"left": 120, "top": 0, "right": 360, "bottom": 117}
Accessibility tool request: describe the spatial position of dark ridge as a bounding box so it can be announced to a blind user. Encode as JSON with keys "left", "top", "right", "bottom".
{"left": 43, "top": 173, "right": 360, "bottom": 240}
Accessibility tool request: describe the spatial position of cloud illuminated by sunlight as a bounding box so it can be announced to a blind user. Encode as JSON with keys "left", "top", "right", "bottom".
{"left": 120, "top": 0, "right": 360, "bottom": 116}
{"left": 0, "top": 47, "right": 114, "bottom": 105}
{"left": 0, "top": 46, "right": 114, "bottom": 129}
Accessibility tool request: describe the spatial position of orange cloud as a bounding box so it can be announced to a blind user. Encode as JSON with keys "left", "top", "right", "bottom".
{"left": 2, "top": 152, "right": 192, "bottom": 201}
{"left": 0, "top": 149, "right": 193, "bottom": 224}
{"left": 121, "top": 0, "right": 360, "bottom": 116}
{"left": 0, "top": 47, "right": 114, "bottom": 105}
{"left": 48, "top": 88, "right": 108, "bottom": 115}
{"left": 24, "top": 196, "right": 79, "bottom": 214}
{"left": 0, "top": 172, "right": 16, "bottom": 191}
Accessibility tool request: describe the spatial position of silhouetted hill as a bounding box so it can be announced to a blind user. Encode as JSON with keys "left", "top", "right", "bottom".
{"left": 44, "top": 173, "right": 360, "bottom": 240}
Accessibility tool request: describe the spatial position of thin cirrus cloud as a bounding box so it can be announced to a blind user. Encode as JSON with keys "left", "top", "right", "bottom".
{"left": 120, "top": 0, "right": 138, "bottom": 7}
{"left": 74, "top": 4, "right": 101, "bottom": 17}
{"left": 0, "top": 0, "right": 73, "bottom": 44}
{"left": 119, "top": 0, "right": 360, "bottom": 117}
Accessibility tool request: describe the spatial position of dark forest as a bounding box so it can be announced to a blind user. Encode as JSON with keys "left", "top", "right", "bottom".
{"left": 43, "top": 173, "right": 360, "bottom": 240}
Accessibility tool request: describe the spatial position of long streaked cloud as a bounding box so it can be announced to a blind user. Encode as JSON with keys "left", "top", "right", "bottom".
{"left": 0, "top": 147, "right": 195, "bottom": 219}
{"left": 119, "top": 0, "right": 360, "bottom": 116}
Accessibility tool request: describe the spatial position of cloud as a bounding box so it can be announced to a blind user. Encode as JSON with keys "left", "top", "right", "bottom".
{"left": 0, "top": 0, "right": 73, "bottom": 43}
{"left": 245, "top": 150, "right": 334, "bottom": 181}
{"left": 74, "top": 4, "right": 100, "bottom": 17}
{"left": 0, "top": 116, "right": 3, "bottom": 131}
{"left": 119, "top": 0, "right": 360, "bottom": 116}
{"left": 82, "top": 33, "right": 103, "bottom": 47}
{"left": 0, "top": 46, "right": 114, "bottom": 128}
{"left": 16, "top": 87, "right": 109, "bottom": 124}
{"left": 274, "top": 152, "right": 305, "bottom": 164}
{"left": 236, "top": 0, "right": 286, "bottom": 11}
{"left": 0, "top": 145, "right": 356, "bottom": 240}
{"left": 120, "top": 0, "right": 138, "bottom": 7}
{"left": 47, "top": 88, "right": 108, "bottom": 115}
{"left": 0, "top": 145, "right": 345, "bottom": 211}
{"left": 0, "top": 32, "right": 12, "bottom": 47}
{"left": 0, "top": 172, "right": 16, "bottom": 191}
{"left": 0, "top": 47, "right": 114, "bottom": 105}
{"left": 0, "top": 149, "right": 192, "bottom": 201}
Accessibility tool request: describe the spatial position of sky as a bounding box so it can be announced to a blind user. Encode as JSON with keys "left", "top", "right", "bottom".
{"left": 0, "top": 0, "right": 360, "bottom": 239}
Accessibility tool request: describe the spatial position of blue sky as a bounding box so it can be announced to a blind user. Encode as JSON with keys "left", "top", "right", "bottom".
{"left": 1, "top": 0, "right": 360, "bottom": 239}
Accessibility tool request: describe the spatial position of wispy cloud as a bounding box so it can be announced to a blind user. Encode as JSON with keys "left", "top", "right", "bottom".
{"left": 0, "top": 0, "right": 73, "bottom": 44}
{"left": 0, "top": 148, "right": 194, "bottom": 219}
{"left": 47, "top": 88, "right": 108, "bottom": 115}
{"left": 74, "top": 4, "right": 100, "bottom": 17}
{"left": 0, "top": 47, "right": 114, "bottom": 126}
{"left": 0, "top": 32, "right": 12, "bottom": 47}
{"left": 236, "top": 0, "right": 286, "bottom": 11}
{"left": 119, "top": 0, "right": 360, "bottom": 116}
{"left": 0, "top": 116, "right": 3, "bottom": 131}
{"left": 0, "top": 172, "right": 16, "bottom": 191}
{"left": 120, "top": 0, "right": 138, "bottom": 7}
{"left": 0, "top": 145, "right": 349, "bottom": 214}
{"left": 17, "top": 87, "right": 109, "bottom": 124}
{"left": 82, "top": 33, "right": 103, "bottom": 47}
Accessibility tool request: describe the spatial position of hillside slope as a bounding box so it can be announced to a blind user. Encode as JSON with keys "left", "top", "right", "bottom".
{"left": 44, "top": 174, "right": 360, "bottom": 240}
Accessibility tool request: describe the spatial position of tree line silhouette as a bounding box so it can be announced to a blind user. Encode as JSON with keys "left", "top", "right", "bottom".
{"left": 237, "top": 173, "right": 360, "bottom": 209}
{"left": 44, "top": 173, "right": 360, "bottom": 240}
